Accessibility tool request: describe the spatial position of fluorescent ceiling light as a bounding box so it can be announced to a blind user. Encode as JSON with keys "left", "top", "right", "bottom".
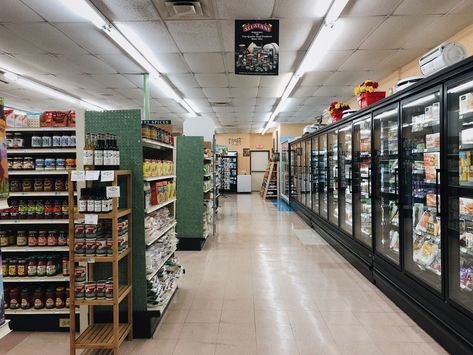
{"left": 374, "top": 109, "right": 398, "bottom": 120}
{"left": 150, "top": 75, "right": 181, "bottom": 102}
{"left": 58, "top": 0, "right": 107, "bottom": 28}
{"left": 448, "top": 80, "right": 473, "bottom": 94}
{"left": 325, "top": 0, "right": 349, "bottom": 25}
{"left": 403, "top": 94, "right": 438, "bottom": 108}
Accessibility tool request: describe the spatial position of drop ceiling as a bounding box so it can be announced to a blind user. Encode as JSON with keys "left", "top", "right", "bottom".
{"left": 0, "top": 0, "right": 472, "bottom": 133}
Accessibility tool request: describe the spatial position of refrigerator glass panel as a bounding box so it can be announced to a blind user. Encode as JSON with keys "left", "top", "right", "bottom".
{"left": 354, "top": 116, "right": 372, "bottom": 246}
{"left": 328, "top": 131, "right": 339, "bottom": 225}
{"left": 374, "top": 107, "right": 400, "bottom": 264}
{"left": 312, "top": 136, "right": 319, "bottom": 214}
{"left": 294, "top": 142, "right": 301, "bottom": 202}
{"left": 281, "top": 142, "right": 290, "bottom": 199}
{"left": 402, "top": 91, "right": 442, "bottom": 291}
{"left": 319, "top": 134, "right": 328, "bottom": 219}
{"left": 339, "top": 124, "right": 353, "bottom": 235}
{"left": 447, "top": 78, "right": 473, "bottom": 311}
{"left": 300, "top": 141, "right": 306, "bottom": 205}
{"left": 305, "top": 139, "right": 312, "bottom": 209}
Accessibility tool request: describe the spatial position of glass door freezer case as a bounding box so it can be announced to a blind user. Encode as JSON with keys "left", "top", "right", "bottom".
{"left": 289, "top": 56, "right": 473, "bottom": 353}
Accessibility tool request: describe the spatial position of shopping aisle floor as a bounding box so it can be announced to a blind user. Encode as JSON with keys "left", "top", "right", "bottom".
{"left": 0, "top": 194, "right": 446, "bottom": 355}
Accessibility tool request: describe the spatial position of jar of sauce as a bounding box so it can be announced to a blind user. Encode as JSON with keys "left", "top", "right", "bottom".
{"left": 22, "top": 179, "right": 33, "bottom": 192}
{"left": 0, "top": 231, "right": 8, "bottom": 247}
{"left": 17, "top": 258, "right": 27, "bottom": 277}
{"left": 34, "top": 178, "right": 44, "bottom": 192}
{"left": 47, "top": 231, "right": 57, "bottom": 246}
{"left": 43, "top": 178, "right": 53, "bottom": 192}
{"left": 9, "top": 179, "right": 21, "bottom": 192}
{"left": 58, "top": 231, "right": 67, "bottom": 246}
{"left": 44, "top": 200, "right": 53, "bottom": 219}
{"left": 55, "top": 287, "right": 65, "bottom": 308}
{"left": 53, "top": 201, "right": 62, "bottom": 219}
{"left": 46, "top": 256, "right": 57, "bottom": 276}
{"left": 45, "top": 287, "right": 55, "bottom": 309}
{"left": 20, "top": 288, "right": 31, "bottom": 309}
{"left": 16, "top": 230, "right": 27, "bottom": 246}
{"left": 62, "top": 256, "right": 69, "bottom": 276}
{"left": 54, "top": 178, "right": 65, "bottom": 191}
{"left": 9, "top": 288, "right": 20, "bottom": 309}
{"left": 28, "top": 257, "right": 37, "bottom": 277}
{"left": 65, "top": 287, "right": 70, "bottom": 308}
{"left": 28, "top": 231, "right": 38, "bottom": 247}
{"left": 8, "top": 259, "right": 18, "bottom": 277}
{"left": 38, "top": 231, "right": 47, "bottom": 246}
{"left": 33, "top": 288, "right": 44, "bottom": 309}
{"left": 37, "top": 257, "right": 46, "bottom": 276}
{"left": 35, "top": 200, "right": 44, "bottom": 219}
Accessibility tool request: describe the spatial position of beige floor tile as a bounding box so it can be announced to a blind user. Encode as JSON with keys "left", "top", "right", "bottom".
{"left": 179, "top": 323, "right": 219, "bottom": 343}
{"left": 217, "top": 322, "right": 256, "bottom": 345}
{"left": 221, "top": 307, "right": 255, "bottom": 324}
{"left": 173, "top": 340, "right": 216, "bottom": 355}
{"left": 257, "top": 338, "right": 300, "bottom": 355}
{"left": 155, "top": 323, "right": 185, "bottom": 340}
{"left": 186, "top": 307, "right": 222, "bottom": 323}
{"left": 215, "top": 342, "right": 257, "bottom": 355}
{"left": 327, "top": 324, "right": 372, "bottom": 343}
{"left": 321, "top": 311, "right": 361, "bottom": 326}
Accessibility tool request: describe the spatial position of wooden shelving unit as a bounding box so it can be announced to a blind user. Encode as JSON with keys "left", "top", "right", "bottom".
{"left": 260, "top": 161, "right": 279, "bottom": 199}
{"left": 68, "top": 170, "right": 133, "bottom": 355}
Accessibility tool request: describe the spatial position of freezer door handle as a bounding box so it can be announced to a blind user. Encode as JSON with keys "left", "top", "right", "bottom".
{"left": 349, "top": 167, "right": 352, "bottom": 193}
{"left": 394, "top": 168, "right": 399, "bottom": 204}
{"left": 435, "top": 168, "right": 441, "bottom": 216}
{"left": 368, "top": 167, "right": 372, "bottom": 198}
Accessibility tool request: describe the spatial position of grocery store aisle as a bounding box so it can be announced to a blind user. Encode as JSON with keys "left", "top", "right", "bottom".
{"left": 0, "top": 194, "right": 445, "bottom": 354}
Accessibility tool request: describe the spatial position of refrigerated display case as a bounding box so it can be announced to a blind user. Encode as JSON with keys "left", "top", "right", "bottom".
{"left": 221, "top": 153, "right": 238, "bottom": 193}
{"left": 353, "top": 116, "right": 372, "bottom": 246}
{"left": 304, "top": 139, "right": 312, "bottom": 209}
{"left": 447, "top": 76, "right": 473, "bottom": 313}
{"left": 288, "top": 57, "right": 473, "bottom": 353}
{"left": 401, "top": 89, "right": 442, "bottom": 291}
{"left": 339, "top": 123, "right": 353, "bottom": 235}
{"left": 374, "top": 105, "right": 400, "bottom": 264}
{"left": 280, "top": 141, "right": 294, "bottom": 202}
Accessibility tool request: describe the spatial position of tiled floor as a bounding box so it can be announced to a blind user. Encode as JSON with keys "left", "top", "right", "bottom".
{"left": 0, "top": 194, "right": 446, "bottom": 354}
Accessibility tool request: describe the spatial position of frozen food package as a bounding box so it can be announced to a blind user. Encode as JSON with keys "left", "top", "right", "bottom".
{"left": 460, "top": 92, "right": 473, "bottom": 116}
{"left": 460, "top": 197, "right": 473, "bottom": 216}
{"left": 461, "top": 127, "right": 473, "bottom": 146}
{"left": 424, "top": 152, "right": 440, "bottom": 181}
{"left": 426, "top": 133, "right": 440, "bottom": 149}
{"left": 459, "top": 151, "right": 471, "bottom": 183}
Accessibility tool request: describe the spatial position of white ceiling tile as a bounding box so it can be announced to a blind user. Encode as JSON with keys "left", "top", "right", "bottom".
{"left": 256, "top": 98, "right": 276, "bottom": 106}
{"left": 219, "top": 21, "right": 234, "bottom": 53}
{"left": 325, "top": 71, "right": 381, "bottom": 86}
{"left": 62, "top": 55, "right": 117, "bottom": 74}
{"left": 228, "top": 74, "right": 260, "bottom": 88}
{"left": 54, "top": 23, "right": 122, "bottom": 55}
{"left": 394, "top": 0, "right": 462, "bottom": 15}
{"left": 179, "top": 87, "right": 206, "bottom": 98}
{"left": 90, "top": 0, "right": 160, "bottom": 21}
{"left": 375, "top": 48, "right": 425, "bottom": 73}
{"left": 89, "top": 74, "right": 137, "bottom": 89}
{"left": 123, "top": 74, "right": 145, "bottom": 88}
{"left": 167, "top": 74, "right": 200, "bottom": 89}
{"left": 314, "top": 86, "right": 354, "bottom": 97}
{"left": 115, "top": 88, "right": 143, "bottom": 100}
{"left": 233, "top": 98, "right": 257, "bottom": 106}
{"left": 166, "top": 20, "right": 221, "bottom": 53}
{"left": 336, "top": 17, "right": 386, "bottom": 50}
{"left": 230, "top": 87, "right": 258, "bottom": 98}
{"left": 300, "top": 71, "right": 333, "bottom": 86}
{"left": 154, "top": 53, "right": 190, "bottom": 74}
{"left": 196, "top": 74, "right": 229, "bottom": 88}
{"left": 0, "top": 26, "right": 43, "bottom": 55}
{"left": 279, "top": 19, "right": 321, "bottom": 51}
{"left": 62, "top": 74, "right": 110, "bottom": 90}
{"left": 203, "top": 87, "right": 231, "bottom": 98}
{"left": 97, "top": 54, "right": 144, "bottom": 74}
{"left": 279, "top": 51, "right": 302, "bottom": 73}
{"left": 292, "top": 86, "right": 319, "bottom": 97}
{"left": 257, "top": 86, "right": 281, "bottom": 98}
{"left": 344, "top": 0, "right": 401, "bottom": 16}
{"left": 215, "top": 0, "right": 275, "bottom": 19}
{"left": 306, "top": 50, "right": 354, "bottom": 72}
{"left": 359, "top": 15, "right": 438, "bottom": 50}
{"left": 255, "top": 106, "right": 273, "bottom": 112}
{"left": 274, "top": 0, "right": 331, "bottom": 18}
{"left": 6, "top": 23, "right": 87, "bottom": 55}
{"left": 338, "top": 49, "right": 398, "bottom": 71}
{"left": 183, "top": 53, "right": 225, "bottom": 73}
{"left": 10, "top": 54, "right": 82, "bottom": 75}
{"left": 0, "top": 0, "right": 43, "bottom": 22}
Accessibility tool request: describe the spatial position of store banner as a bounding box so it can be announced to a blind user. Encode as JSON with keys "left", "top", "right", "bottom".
{"left": 0, "top": 98, "right": 8, "bottom": 209}
{"left": 235, "top": 19, "right": 279, "bottom": 76}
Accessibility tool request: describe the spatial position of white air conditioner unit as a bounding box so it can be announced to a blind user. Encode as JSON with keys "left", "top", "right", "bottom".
{"left": 419, "top": 43, "right": 466, "bottom": 76}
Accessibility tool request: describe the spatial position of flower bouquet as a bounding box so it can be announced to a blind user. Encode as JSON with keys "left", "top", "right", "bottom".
{"left": 354, "top": 80, "right": 385, "bottom": 109}
{"left": 328, "top": 102, "right": 350, "bottom": 122}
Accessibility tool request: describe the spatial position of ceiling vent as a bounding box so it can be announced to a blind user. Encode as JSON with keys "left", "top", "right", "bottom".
{"left": 158, "top": 0, "right": 209, "bottom": 20}
{"left": 210, "top": 101, "right": 231, "bottom": 107}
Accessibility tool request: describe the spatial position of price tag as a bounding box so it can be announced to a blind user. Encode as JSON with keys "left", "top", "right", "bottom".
{"left": 85, "top": 170, "right": 100, "bottom": 181}
{"left": 84, "top": 214, "right": 98, "bottom": 225}
{"left": 101, "top": 170, "right": 114, "bottom": 182}
{"left": 71, "top": 171, "right": 85, "bottom": 182}
{"left": 87, "top": 257, "right": 96, "bottom": 264}
{"left": 106, "top": 186, "right": 120, "bottom": 198}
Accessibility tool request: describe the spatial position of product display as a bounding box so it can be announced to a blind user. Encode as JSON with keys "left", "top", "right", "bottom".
{"left": 2, "top": 255, "right": 68, "bottom": 278}
{"left": 141, "top": 122, "right": 173, "bottom": 145}
{"left": 3, "top": 285, "right": 70, "bottom": 311}
{"left": 82, "top": 133, "right": 120, "bottom": 170}
{"left": 78, "top": 188, "right": 112, "bottom": 214}
{"left": 143, "top": 160, "right": 174, "bottom": 178}
{"left": 144, "top": 207, "right": 175, "bottom": 245}
{"left": 146, "top": 231, "right": 178, "bottom": 278}
{"left": 0, "top": 199, "right": 69, "bottom": 220}
{"left": 221, "top": 154, "right": 238, "bottom": 192}
{"left": 144, "top": 181, "right": 176, "bottom": 210}
{"left": 147, "top": 256, "right": 182, "bottom": 310}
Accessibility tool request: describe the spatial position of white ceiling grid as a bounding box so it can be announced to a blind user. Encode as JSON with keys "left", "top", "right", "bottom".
{"left": 0, "top": 0, "right": 471, "bottom": 132}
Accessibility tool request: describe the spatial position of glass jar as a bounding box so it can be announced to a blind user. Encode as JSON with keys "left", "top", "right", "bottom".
{"left": 35, "top": 200, "right": 44, "bottom": 219}
{"left": 28, "top": 231, "right": 38, "bottom": 247}
{"left": 47, "top": 231, "right": 57, "bottom": 246}
{"left": 18, "top": 200, "right": 27, "bottom": 219}
{"left": 44, "top": 200, "right": 53, "bottom": 219}
{"left": 37, "top": 257, "right": 46, "bottom": 276}
{"left": 65, "top": 287, "right": 70, "bottom": 308}
{"left": 31, "top": 135, "right": 42, "bottom": 148}
{"left": 28, "top": 257, "right": 37, "bottom": 277}
{"left": 54, "top": 178, "right": 65, "bottom": 191}
{"left": 16, "top": 231, "right": 27, "bottom": 246}
{"left": 34, "top": 178, "right": 44, "bottom": 192}
{"left": 9, "top": 179, "right": 21, "bottom": 192}
{"left": 53, "top": 201, "right": 62, "bottom": 219}
{"left": 23, "top": 157, "right": 34, "bottom": 170}
{"left": 46, "top": 256, "right": 57, "bottom": 276}
{"left": 9, "top": 288, "right": 20, "bottom": 309}
{"left": 13, "top": 157, "right": 23, "bottom": 170}
{"left": 58, "top": 231, "right": 67, "bottom": 246}
{"left": 55, "top": 287, "right": 65, "bottom": 308}
{"left": 62, "top": 256, "right": 69, "bottom": 276}
{"left": 17, "top": 258, "right": 27, "bottom": 277}
{"left": 42, "top": 135, "right": 52, "bottom": 148}
{"left": 22, "top": 179, "right": 33, "bottom": 192}
{"left": 27, "top": 200, "right": 36, "bottom": 219}
{"left": 43, "top": 178, "right": 53, "bottom": 192}
{"left": 35, "top": 158, "right": 45, "bottom": 171}
{"left": 45, "top": 287, "right": 55, "bottom": 309}
{"left": 33, "top": 287, "right": 44, "bottom": 309}
{"left": 20, "top": 288, "right": 31, "bottom": 309}
{"left": 38, "top": 231, "right": 47, "bottom": 246}
{"left": 56, "top": 158, "right": 65, "bottom": 171}
{"left": 8, "top": 259, "right": 18, "bottom": 277}
{"left": 0, "top": 231, "right": 9, "bottom": 247}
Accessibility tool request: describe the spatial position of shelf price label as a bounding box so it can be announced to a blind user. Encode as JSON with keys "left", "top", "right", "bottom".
{"left": 101, "top": 170, "right": 114, "bottom": 182}
{"left": 84, "top": 214, "right": 98, "bottom": 225}
{"left": 106, "top": 186, "right": 120, "bottom": 198}
{"left": 71, "top": 171, "right": 85, "bottom": 182}
{"left": 85, "top": 170, "right": 100, "bottom": 181}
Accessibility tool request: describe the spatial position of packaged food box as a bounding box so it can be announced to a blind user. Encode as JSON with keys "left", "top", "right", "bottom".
{"left": 460, "top": 92, "right": 473, "bottom": 116}
{"left": 426, "top": 133, "right": 440, "bottom": 149}
{"left": 460, "top": 197, "right": 473, "bottom": 216}
{"left": 461, "top": 128, "right": 473, "bottom": 146}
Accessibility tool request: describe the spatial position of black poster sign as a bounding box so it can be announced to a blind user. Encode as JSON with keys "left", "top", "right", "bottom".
{"left": 235, "top": 19, "right": 279, "bottom": 76}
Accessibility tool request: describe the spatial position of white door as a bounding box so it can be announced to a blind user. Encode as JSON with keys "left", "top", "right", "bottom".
{"left": 250, "top": 151, "right": 269, "bottom": 191}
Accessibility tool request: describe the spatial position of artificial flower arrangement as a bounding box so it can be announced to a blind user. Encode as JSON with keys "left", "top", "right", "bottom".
{"left": 354, "top": 80, "right": 385, "bottom": 108}
{"left": 328, "top": 102, "right": 350, "bottom": 122}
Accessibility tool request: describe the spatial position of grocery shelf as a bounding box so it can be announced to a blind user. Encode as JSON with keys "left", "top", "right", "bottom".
{"left": 0, "top": 219, "right": 69, "bottom": 225}
{"left": 74, "top": 248, "right": 130, "bottom": 263}
{"left": 0, "top": 321, "right": 11, "bottom": 339}
{"left": 74, "top": 208, "right": 132, "bottom": 220}
{"left": 144, "top": 175, "right": 175, "bottom": 182}
{"left": 9, "top": 191, "right": 73, "bottom": 197}
{"left": 142, "top": 138, "right": 175, "bottom": 150}
{"left": 145, "top": 221, "right": 177, "bottom": 246}
{"left": 9, "top": 170, "right": 69, "bottom": 176}
{"left": 75, "top": 285, "right": 131, "bottom": 306}
{"left": 6, "top": 127, "right": 76, "bottom": 132}
{"left": 145, "top": 198, "right": 176, "bottom": 214}
{"left": 7, "top": 148, "right": 76, "bottom": 154}
{"left": 5, "top": 308, "right": 79, "bottom": 315}
{"left": 147, "top": 284, "right": 177, "bottom": 315}
{"left": 1, "top": 246, "right": 69, "bottom": 252}
{"left": 3, "top": 275, "right": 70, "bottom": 283}
{"left": 74, "top": 323, "right": 131, "bottom": 349}
{"left": 146, "top": 248, "right": 177, "bottom": 281}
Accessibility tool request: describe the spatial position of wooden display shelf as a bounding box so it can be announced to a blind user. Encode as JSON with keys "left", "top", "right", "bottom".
{"left": 1, "top": 246, "right": 69, "bottom": 252}
{"left": 74, "top": 285, "right": 131, "bottom": 306}
{"left": 74, "top": 208, "right": 131, "bottom": 220}
{"left": 74, "top": 248, "right": 130, "bottom": 263}
{"left": 74, "top": 323, "right": 131, "bottom": 349}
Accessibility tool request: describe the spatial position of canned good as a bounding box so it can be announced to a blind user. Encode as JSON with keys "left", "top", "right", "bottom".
{"left": 96, "top": 281, "right": 106, "bottom": 299}
{"left": 75, "top": 266, "right": 86, "bottom": 282}
{"left": 42, "top": 135, "right": 52, "bottom": 147}
{"left": 61, "top": 135, "right": 70, "bottom": 147}
{"left": 75, "top": 282, "right": 85, "bottom": 299}
{"left": 105, "top": 281, "right": 114, "bottom": 299}
{"left": 31, "top": 135, "right": 42, "bottom": 148}
{"left": 75, "top": 224, "right": 85, "bottom": 238}
{"left": 106, "top": 237, "right": 113, "bottom": 256}
{"left": 56, "top": 158, "right": 65, "bottom": 170}
{"left": 85, "top": 282, "right": 97, "bottom": 299}
{"left": 95, "top": 238, "right": 106, "bottom": 255}
{"left": 44, "top": 158, "right": 56, "bottom": 171}
{"left": 52, "top": 135, "right": 62, "bottom": 147}
{"left": 85, "top": 240, "right": 96, "bottom": 255}
{"left": 74, "top": 238, "right": 86, "bottom": 256}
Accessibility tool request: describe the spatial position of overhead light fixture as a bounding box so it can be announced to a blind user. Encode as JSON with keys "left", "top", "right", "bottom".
{"left": 2, "top": 70, "right": 106, "bottom": 110}
{"left": 59, "top": 0, "right": 197, "bottom": 116}
{"left": 448, "top": 80, "right": 473, "bottom": 94}
{"left": 262, "top": 0, "right": 350, "bottom": 135}
{"left": 403, "top": 93, "right": 438, "bottom": 108}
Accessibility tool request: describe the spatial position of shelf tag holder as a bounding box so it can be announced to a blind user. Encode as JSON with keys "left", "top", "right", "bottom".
{"left": 85, "top": 170, "right": 100, "bottom": 181}
{"left": 101, "top": 171, "right": 114, "bottom": 182}
{"left": 106, "top": 186, "right": 120, "bottom": 198}
{"left": 84, "top": 214, "right": 98, "bottom": 225}
{"left": 71, "top": 171, "right": 85, "bottom": 182}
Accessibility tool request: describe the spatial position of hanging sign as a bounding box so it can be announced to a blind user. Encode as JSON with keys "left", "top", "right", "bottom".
{"left": 235, "top": 19, "right": 279, "bottom": 76}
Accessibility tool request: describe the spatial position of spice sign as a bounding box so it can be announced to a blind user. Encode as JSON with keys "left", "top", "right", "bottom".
{"left": 235, "top": 19, "right": 279, "bottom": 76}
